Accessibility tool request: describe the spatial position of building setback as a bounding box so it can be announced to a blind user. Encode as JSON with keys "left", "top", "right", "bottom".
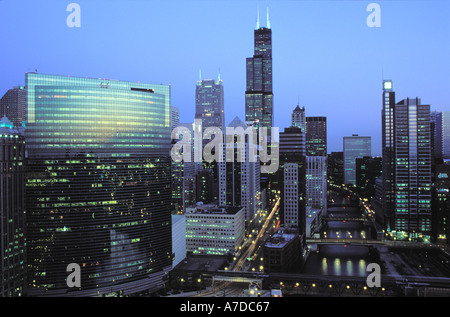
{"left": 245, "top": 13, "right": 273, "bottom": 132}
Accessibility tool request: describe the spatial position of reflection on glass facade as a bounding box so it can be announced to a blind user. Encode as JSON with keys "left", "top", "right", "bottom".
{"left": 343, "top": 135, "right": 371, "bottom": 185}
{"left": 25, "top": 73, "right": 172, "bottom": 296}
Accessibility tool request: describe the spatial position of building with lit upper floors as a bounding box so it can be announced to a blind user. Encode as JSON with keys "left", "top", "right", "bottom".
{"left": 24, "top": 72, "right": 173, "bottom": 297}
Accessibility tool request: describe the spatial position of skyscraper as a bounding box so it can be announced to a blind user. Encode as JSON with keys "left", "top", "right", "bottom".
{"left": 306, "top": 117, "right": 327, "bottom": 157}
{"left": 245, "top": 9, "right": 273, "bottom": 133}
{"left": 291, "top": 105, "right": 306, "bottom": 133}
{"left": 343, "top": 134, "right": 371, "bottom": 185}
{"left": 195, "top": 77, "right": 225, "bottom": 134}
{"left": 194, "top": 77, "right": 225, "bottom": 203}
{"left": 0, "top": 118, "right": 26, "bottom": 297}
{"left": 327, "top": 152, "right": 344, "bottom": 185}
{"left": 393, "top": 97, "right": 432, "bottom": 239}
{"left": 171, "top": 106, "right": 180, "bottom": 131}
{"left": 381, "top": 80, "right": 396, "bottom": 230}
{"left": 355, "top": 156, "right": 382, "bottom": 200}
{"left": 305, "top": 116, "right": 327, "bottom": 214}
{"left": 435, "top": 111, "right": 450, "bottom": 159}
{"left": 279, "top": 127, "right": 306, "bottom": 233}
{"left": 25, "top": 73, "right": 173, "bottom": 296}
{"left": 0, "top": 86, "right": 26, "bottom": 127}
{"left": 224, "top": 117, "right": 261, "bottom": 224}
{"left": 382, "top": 81, "right": 432, "bottom": 240}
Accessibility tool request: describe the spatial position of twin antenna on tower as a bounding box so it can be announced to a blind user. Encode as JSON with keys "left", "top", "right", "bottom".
{"left": 256, "top": 6, "right": 271, "bottom": 29}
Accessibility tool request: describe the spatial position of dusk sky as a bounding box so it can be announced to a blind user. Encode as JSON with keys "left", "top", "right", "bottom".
{"left": 1, "top": 0, "right": 449, "bottom": 155}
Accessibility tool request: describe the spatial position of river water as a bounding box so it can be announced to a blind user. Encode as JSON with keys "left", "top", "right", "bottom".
{"left": 301, "top": 205, "right": 377, "bottom": 277}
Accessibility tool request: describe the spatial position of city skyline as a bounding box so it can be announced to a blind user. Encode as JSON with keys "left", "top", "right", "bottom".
{"left": 1, "top": 1, "right": 449, "bottom": 156}
{"left": 1, "top": 0, "right": 450, "bottom": 300}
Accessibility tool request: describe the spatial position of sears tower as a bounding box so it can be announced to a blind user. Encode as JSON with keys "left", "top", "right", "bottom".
{"left": 245, "top": 8, "right": 273, "bottom": 132}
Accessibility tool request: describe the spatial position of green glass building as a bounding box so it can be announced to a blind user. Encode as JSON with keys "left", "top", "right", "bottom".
{"left": 25, "top": 73, "right": 172, "bottom": 296}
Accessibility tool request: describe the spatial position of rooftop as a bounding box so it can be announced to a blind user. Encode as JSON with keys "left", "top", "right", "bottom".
{"left": 186, "top": 203, "right": 243, "bottom": 215}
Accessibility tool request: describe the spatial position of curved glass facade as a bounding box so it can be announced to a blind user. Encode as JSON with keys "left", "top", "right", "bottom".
{"left": 25, "top": 73, "right": 172, "bottom": 296}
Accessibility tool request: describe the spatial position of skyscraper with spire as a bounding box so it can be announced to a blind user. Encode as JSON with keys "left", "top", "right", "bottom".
{"left": 245, "top": 7, "right": 273, "bottom": 132}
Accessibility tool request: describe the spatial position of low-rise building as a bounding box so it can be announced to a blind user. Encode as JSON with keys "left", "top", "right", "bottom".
{"left": 185, "top": 203, "right": 245, "bottom": 256}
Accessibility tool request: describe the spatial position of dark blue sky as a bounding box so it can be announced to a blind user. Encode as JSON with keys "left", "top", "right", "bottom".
{"left": 1, "top": 0, "right": 449, "bottom": 155}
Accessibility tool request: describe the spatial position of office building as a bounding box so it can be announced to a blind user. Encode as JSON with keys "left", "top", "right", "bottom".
{"left": 0, "top": 86, "right": 26, "bottom": 127}
{"left": 306, "top": 117, "right": 327, "bottom": 157}
{"left": 381, "top": 80, "right": 397, "bottom": 232}
{"left": 224, "top": 117, "right": 261, "bottom": 224}
{"left": 25, "top": 73, "right": 173, "bottom": 296}
{"left": 328, "top": 152, "right": 344, "bottom": 185}
{"left": 356, "top": 156, "right": 382, "bottom": 200}
{"left": 305, "top": 116, "right": 327, "bottom": 214}
{"left": 172, "top": 215, "right": 186, "bottom": 268}
{"left": 245, "top": 10, "right": 273, "bottom": 133}
{"left": 291, "top": 105, "right": 306, "bottom": 133}
{"left": 343, "top": 135, "right": 371, "bottom": 185}
{"left": 195, "top": 77, "right": 225, "bottom": 134}
{"left": 381, "top": 81, "right": 432, "bottom": 240}
{"left": 278, "top": 127, "right": 306, "bottom": 232}
{"left": 185, "top": 203, "right": 245, "bottom": 256}
{"left": 435, "top": 111, "right": 450, "bottom": 159}
{"left": 263, "top": 228, "right": 303, "bottom": 273}
{"left": 306, "top": 156, "right": 327, "bottom": 212}
{"left": 0, "top": 119, "right": 26, "bottom": 297}
{"left": 195, "top": 77, "right": 225, "bottom": 203}
{"left": 393, "top": 97, "right": 432, "bottom": 239}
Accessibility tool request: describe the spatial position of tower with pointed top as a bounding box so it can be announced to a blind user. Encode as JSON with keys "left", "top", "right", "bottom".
{"left": 292, "top": 105, "right": 306, "bottom": 133}
{"left": 245, "top": 7, "right": 273, "bottom": 133}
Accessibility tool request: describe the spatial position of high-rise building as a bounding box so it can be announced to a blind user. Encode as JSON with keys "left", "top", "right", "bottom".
{"left": 381, "top": 79, "right": 396, "bottom": 232}
{"left": 171, "top": 214, "right": 186, "bottom": 268}
{"left": 356, "top": 156, "right": 382, "bottom": 200}
{"left": 224, "top": 117, "right": 261, "bottom": 224}
{"left": 171, "top": 106, "right": 180, "bottom": 131}
{"left": 194, "top": 77, "right": 225, "bottom": 204}
{"left": 0, "top": 118, "right": 26, "bottom": 297}
{"left": 0, "top": 86, "right": 26, "bottom": 127}
{"left": 306, "top": 156, "right": 327, "bottom": 212}
{"left": 381, "top": 81, "right": 432, "bottom": 240}
{"left": 327, "top": 152, "right": 344, "bottom": 185}
{"left": 245, "top": 10, "right": 273, "bottom": 133}
{"left": 306, "top": 117, "right": 327, "bottom": 157}
{"left": 343, "top": 135, "right": 371, "bottom": 185}
{"left": 291, "top": 105, "right": 306, "bottom": 133}
{"left": 392, "top": 97, "right": 432, "bottom": 239}
{"left": 171, "top": 106, "right": 182, "bottom": 213}
{"left": 195, "top": 78, "right": 225, "bottom": 134}
{"left": 279, "top": 127, "right": 306, "bottom": 232}
{"left": 305, "top": 116, "right": 327, "bottom": 215}
{"left": 25, "top": 73, "right": 173, "bottom": 296}
{"left": 435, "top": 111, "right": 450, "bottom": 159}
{"left": 432, "top": 161, "right": 450, "bottom": 245}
